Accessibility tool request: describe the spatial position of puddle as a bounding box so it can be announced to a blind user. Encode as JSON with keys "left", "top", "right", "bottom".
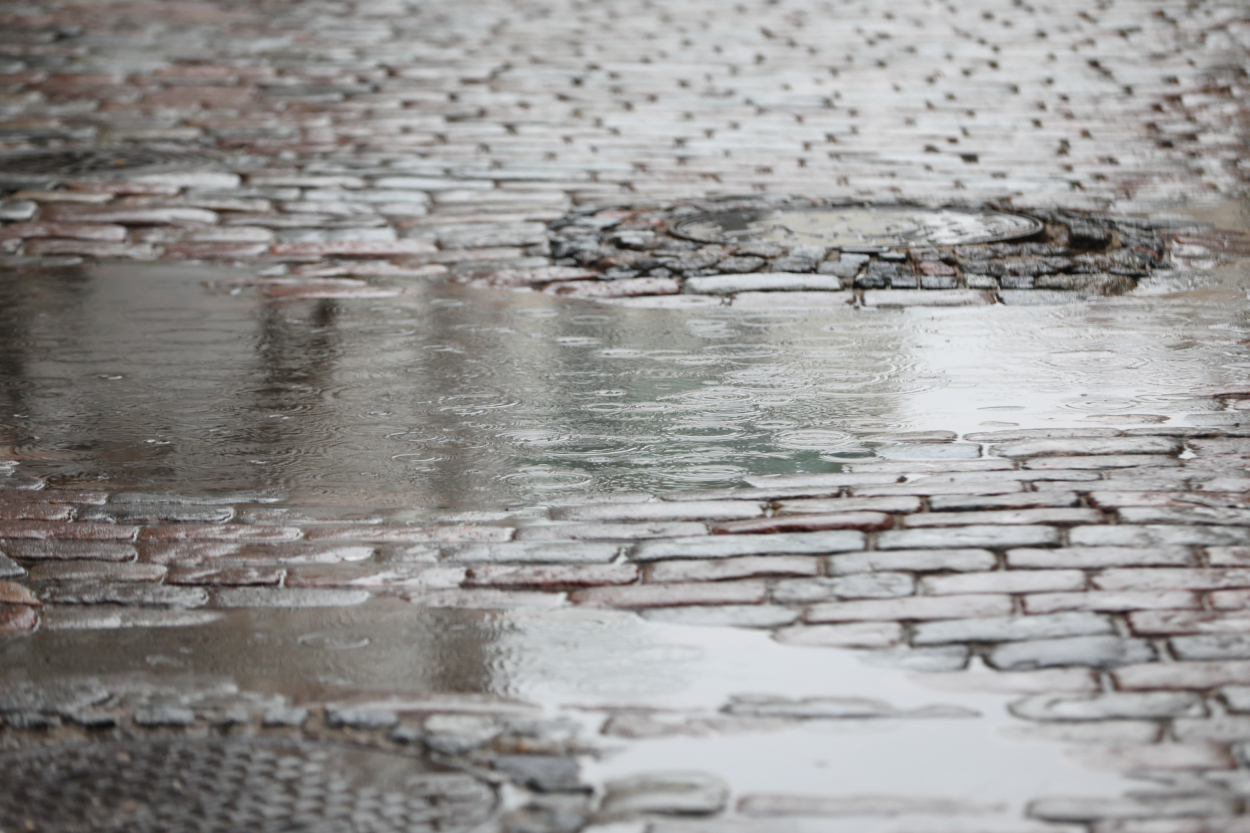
{"left": 0, "top": 603, "right": 1133, "bottom": 830}
{"left": 0, "top": 251, "right": 1248, "bottom": 507}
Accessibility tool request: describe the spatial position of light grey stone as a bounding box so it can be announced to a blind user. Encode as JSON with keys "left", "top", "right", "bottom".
{"left": 444, "top": 541, "right": 621, "bottom": 564}
{"left": 0, "top": 201, "right": 37, "bottom": 221}
{"left": 326, "top": 707, "right": 399, "bottom": 729}
{"left": 0, "top": 552, "right": 24, "bottom": 578}
{"left": 828, "top": 549, "right": 996, "bottom": 574}
{"left": 912, "top": 612, "right": 1114, "bottom": 645}
{"left": 987, "top": 636, "right": 1156, "bottom": 670}
{"left": 858, "top": 646, "right": 972, "bottom": 672}
{"left": 1172, "top": 634, "right": 1250, "bottom": 661}
{"left": 262, "top": 707, "right": 309, "bottom": 727}
{"left": 1010, "top": 692, "right": 1206, "bottom": 721}
{"left": 771, "top": 573, "right": 914, "bottom": 603}
{"left": 877, "top": 526, "right": 1061, "bottom": 550}
{"left": 991, "top": 437, "right": 1181, "bottom": 458}
{"left": 632, "top": 531, "right": 864, "bottom": 561}
{"left": 875, "top": 443, "right": 982, "bottom": 460}
{"left": 1070, "top": 525, "right": 1250, "bottom": 548}
{"left": 639, "top": 605, "right": 799, "bottom": 628}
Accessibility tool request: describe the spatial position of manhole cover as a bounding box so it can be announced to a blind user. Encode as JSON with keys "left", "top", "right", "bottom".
{"left": 672, "top": 205, "right": 1042, "bottom": 250}
{"left": 0, "top": 145, "right": 220, "bottom": 177}
{"left": 0, "top": 737, "right": 497, "bottom": 832}
{"left": 526, "top": 198, "right": 1170, "bottom": 299}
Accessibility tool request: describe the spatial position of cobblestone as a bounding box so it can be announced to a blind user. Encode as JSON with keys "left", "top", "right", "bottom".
{"left": 0, "top": 0, "right": 1249, "bottom": 827}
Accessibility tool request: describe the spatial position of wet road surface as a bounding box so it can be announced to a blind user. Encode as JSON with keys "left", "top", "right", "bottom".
{"left": 2, "top": 0, "right": 1250, "bottom": 831}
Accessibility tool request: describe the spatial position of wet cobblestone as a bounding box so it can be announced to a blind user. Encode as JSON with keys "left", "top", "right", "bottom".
{"left": 1, "top": 0, "right": 1250, "bottom": 829}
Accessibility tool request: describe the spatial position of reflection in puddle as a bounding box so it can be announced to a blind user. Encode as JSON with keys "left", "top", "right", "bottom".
{"left": 0, "top": 603, "right": 1132, "bottom": 829}
{"left": 494, "top": 609, "right": 1129, "bottom": 831}
{"left": 0, "top": 257, "right": 1247, "bottom": 507}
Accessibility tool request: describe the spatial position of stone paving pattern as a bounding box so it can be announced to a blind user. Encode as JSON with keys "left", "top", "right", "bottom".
{"left": 2, "top": 0, "right": 1250, "bottom": 830}
{"left": 0, "top": 0, "right": 1247, "bottom": 300}
{"left": 11, "top": 425, "right": 1250, "bottom": 828}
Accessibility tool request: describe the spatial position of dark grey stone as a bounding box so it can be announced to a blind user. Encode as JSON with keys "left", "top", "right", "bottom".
{"left": 1, "top": 540, "right": 138, "bottom": 562}
{"left": 0, "top": 475, "right": 45, "bottom": 490}
{"left": 770, "top": 256, "right": 816, "bottom": 272}
{"left": 110, "top": 491, "right": 281, "bottom": 505}
{"left": 0, "top": 679, "right": 110, "bottom": 716}
{"left": 999, "top": 274, "right": 1035, "bottom": 289}
{"left": 493, "top": 755, "right": 585, "bottom": 793}
{"left": 3, "top": 711, "right": 59, "bottom": 729}
{"left": 326, "top": 707, "right": 399, "bottom": 729}
{"left": 133, "top": 705, "right": 196, "bottom": 726}
{"left": 1067, "top": 222, "right": 1112, "bottom": 248}
{"left": 715, "top": 255, "right": 766, "bottom": 273}
{"left": 41, "top": 582, "right": 209, "bottom": 608}
{"left": 79, "top": 505, "right": 235, "bottom": 524}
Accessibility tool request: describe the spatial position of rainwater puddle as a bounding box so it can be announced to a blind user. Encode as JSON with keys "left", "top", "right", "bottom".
{"left": 1, "top": 247, "right": 1248, "bottom": 507}
{"left": 0, "top": 603, "right": 1133, "bottom": 831}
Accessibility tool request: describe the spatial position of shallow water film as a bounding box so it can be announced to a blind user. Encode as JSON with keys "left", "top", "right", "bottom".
{"left": 3, "top": 0, "right": 1250, "bottom": 827}
{"left": 1, "top": 252, "right": 1247, "bottom": 508}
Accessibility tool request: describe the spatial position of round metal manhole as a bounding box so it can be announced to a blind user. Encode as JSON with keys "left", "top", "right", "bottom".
{"left": 672, "top": 205, "right": 1043, "bottom": 250}
{"left": 0, "top": 145, "right": 221, "bottom": 176}
{"left": 0, "top": 737, "right": 497, "bottom": 832}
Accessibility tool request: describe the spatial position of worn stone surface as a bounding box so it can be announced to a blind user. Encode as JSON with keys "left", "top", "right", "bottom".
{"left": 0, "top": 1, "right": 1248, "bottom": 829}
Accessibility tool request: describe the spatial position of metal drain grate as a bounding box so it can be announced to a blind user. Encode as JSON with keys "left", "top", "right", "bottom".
{"left": 0, "top": 737, "right": 497, "bottom": 832}
{"left": 0, "top": 145, "right": 221, "bottom": 176}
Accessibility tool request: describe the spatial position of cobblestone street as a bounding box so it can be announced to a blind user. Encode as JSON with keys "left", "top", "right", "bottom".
{"left": 2, "top": 0, "right": 1250, "bottom": 830}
